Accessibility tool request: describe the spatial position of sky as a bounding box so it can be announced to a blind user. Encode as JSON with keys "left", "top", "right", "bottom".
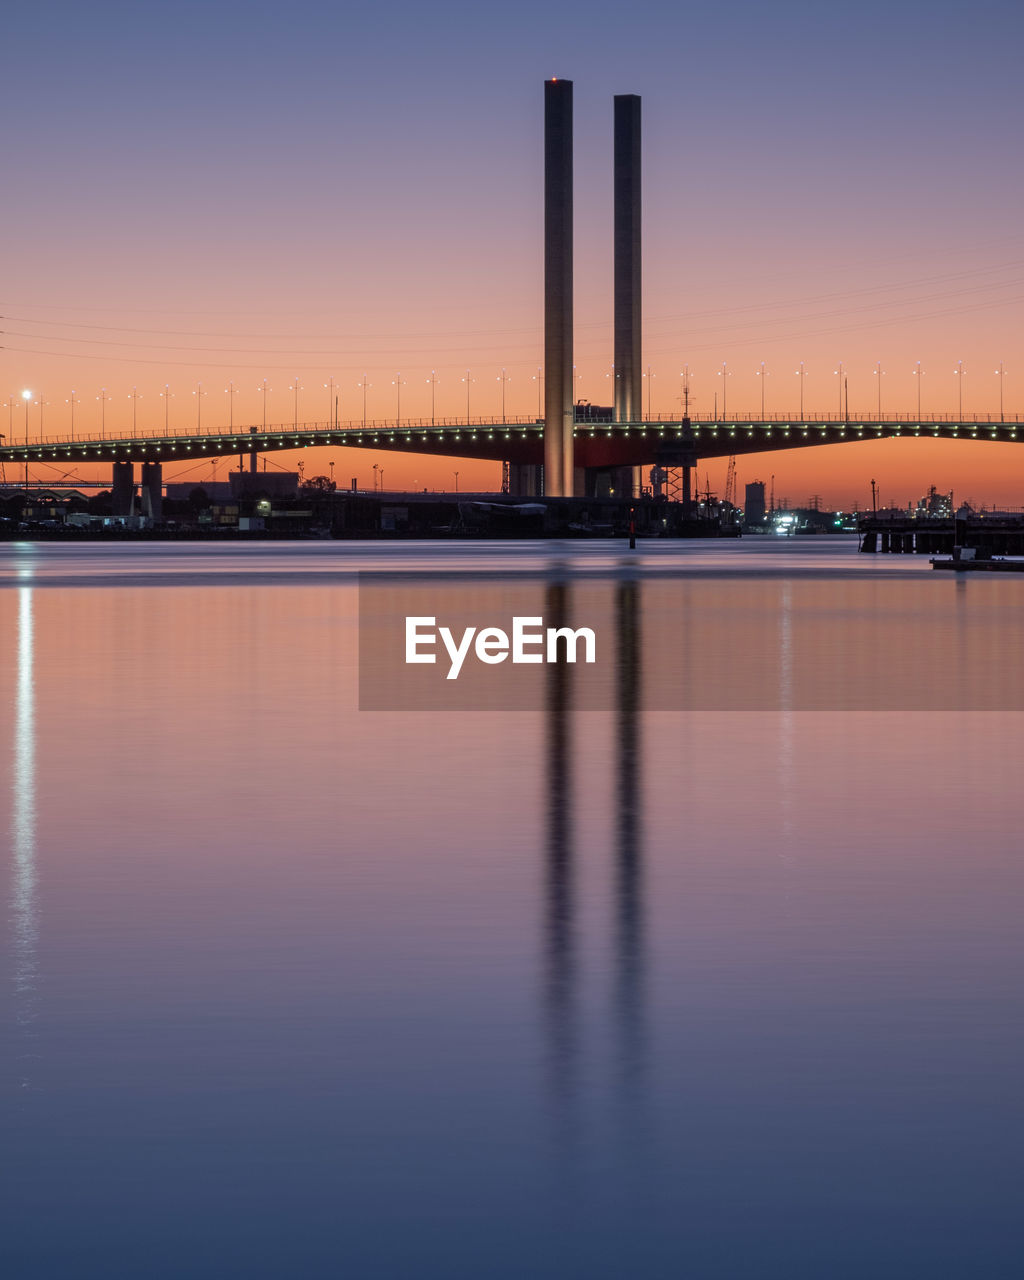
{"left": 3, "top": 0, "right": 1024, "bottom": 506}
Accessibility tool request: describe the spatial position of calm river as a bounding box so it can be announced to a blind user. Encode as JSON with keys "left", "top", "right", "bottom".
{"left": 3, "top": 538, "right": 1023, "bottom": 1278}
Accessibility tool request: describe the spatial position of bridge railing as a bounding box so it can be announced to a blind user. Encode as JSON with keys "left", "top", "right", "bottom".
{"left": 4, "top": 410, "right": 1023, "bottom": 452}
{"left": 3, "top": 415, "right": 549, "bottom": 450}
{"left": 628, "top": 411, "right": 1024, "bottom": 425}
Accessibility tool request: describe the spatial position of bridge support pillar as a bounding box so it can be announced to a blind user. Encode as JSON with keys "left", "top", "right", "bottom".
{"left": 111, "top": 461, "right": 135, "bottom": 518}
{"left": 140, "top": 462, "right": 163, "bottom": 523}
{"left": 682, "top": 462, "right": 692, "bottom": 517}
{"left": 508, "top": 463, "right": 544, "bottom": 497}
{"left": 584, "top": 467, "right": 633, "bottom": 499}
{"left": 544, "top": 78, "right": 575, "bottom": 497}
{"left": 250, "top": 426, "right": 258, "bottom": 474}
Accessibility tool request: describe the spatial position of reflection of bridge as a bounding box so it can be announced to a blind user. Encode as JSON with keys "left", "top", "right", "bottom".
{"left": 6, "top": 550, "right": 647, "bottom": 1114}
{"left": 543, "top": 575, "right": 645, "bottom": 1125}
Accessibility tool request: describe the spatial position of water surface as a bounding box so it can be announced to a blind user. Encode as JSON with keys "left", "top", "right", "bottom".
{"left": 3, "top": 539, "right": 1023, "bottom": 1278}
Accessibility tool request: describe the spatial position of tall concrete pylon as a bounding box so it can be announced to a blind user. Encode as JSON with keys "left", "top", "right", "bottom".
{"left": 544, "top": 78, "right": 575, "bottom": 498}
{"left": 614, "top": 94, "right": 643, "bottom": 499}
{"left": 614, "top": 94, "right": 642, "bottom": 426}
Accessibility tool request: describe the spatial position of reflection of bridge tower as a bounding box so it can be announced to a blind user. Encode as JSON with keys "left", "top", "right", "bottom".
{"left": 542, "top": 573, "right": 646, "bottom": 1124}
{"left": 614, "top": 577, "right": 644, "bottom": 1092}
{"left": 542, "top": 577, "right": 575, "bottom": 1123}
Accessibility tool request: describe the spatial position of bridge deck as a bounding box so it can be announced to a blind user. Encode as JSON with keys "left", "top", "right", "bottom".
{"left": 2, "top": 414, "right": 1021, "bottom": 469}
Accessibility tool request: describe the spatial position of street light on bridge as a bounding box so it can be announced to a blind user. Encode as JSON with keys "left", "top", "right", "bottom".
{"left": 756, "top": 361, "right": 768, "bottom": 419}
{"left": 225, "top": 381, "right": 237, "bottom": 430}
{"left": 292, "top": 377, "right": 303, "bottom": 429}
{"left": 66, "top": 390, "right": 77, "bottom": 442}
{"left": 794, "top": 363, "right": 807, "bottom": 420}
{"left": 161, "top": 385, "right": 173, "bottom": 433}
{"left": 954, "top": 360, "right": 966, "bottom": 421}
{"left": 22, "top": 390, "right": 32, "bottom": 488}
{"left": 358, "top": 374, "right": 370, "bottom": 429}
{"left": 913, "top": 362, "right": 924, "bottom": 420}
{"left": 644, "top": 365, "right": 655, "bottom": 418}
{"left": 497, "top": 368, "right": 510, "bottom": 420}
{"left": 873, "top": 362, "right": 885, "bottom": 419}
{"left": 193, "top": 382, "right": 206, "bottom": 431}
{"left": 462, "top": 369, "right": 474, "bottom": 423}
{"left": 129, "top": 386, "right": 141, "bottom": 433}
{"left": 717, "top": 362, "right": 730, "bottom": 420}
{"left": 97, "top": 387, "right": 110, "bottom": 439}
{"left": 606, "top": 363, "right": 619, "bottom": 409}
{"left": 426, "top": 370, "right": 439, "bottom": 425}
{"left": 995, "top": 362, "right": 1007, "bottom": 423}
{"left": 392, "top": 373, "right": 405, "bottom": 424}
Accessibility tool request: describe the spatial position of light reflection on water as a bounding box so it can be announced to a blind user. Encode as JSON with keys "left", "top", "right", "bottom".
{"left": 11, "top": 586, "right": 38, "bottom": 1034}
{"left": 2, "top": 540, "right": 1024, "bottom": 1279}
{"left": 0, "top": 534, "right": 946, "bottom": 586}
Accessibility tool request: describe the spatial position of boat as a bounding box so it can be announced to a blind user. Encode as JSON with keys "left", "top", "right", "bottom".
{"left": 931, "top": 547, "right": 1024, "bottom": 572}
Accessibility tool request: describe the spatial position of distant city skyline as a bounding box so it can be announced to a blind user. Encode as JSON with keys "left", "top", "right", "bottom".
{"left": 4, "top": 0, "right": 1023, "bottom": 504}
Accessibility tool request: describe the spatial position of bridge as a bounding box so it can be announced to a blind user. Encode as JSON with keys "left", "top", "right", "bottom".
{"left": 4, "top": 82, "right": 1015, "bottom": 512}
{"left": 5, "top": 411, "right": 1020, "bottom": 469}
{"left": 3, "top": 410, "right": 1019, "bottom": 514}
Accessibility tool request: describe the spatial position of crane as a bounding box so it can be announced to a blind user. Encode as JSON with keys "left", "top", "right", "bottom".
{"left": 724, "top": 455, "right": 737, "bottom": 508}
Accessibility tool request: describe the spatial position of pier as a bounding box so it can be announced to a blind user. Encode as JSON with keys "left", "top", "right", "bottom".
{"left": 859, "top": 514, "right": 1024, "bottom": 556}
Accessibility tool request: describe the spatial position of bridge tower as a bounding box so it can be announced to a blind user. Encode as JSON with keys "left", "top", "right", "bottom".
{"left": 614, "top": 94, "right": 643, "bottom": 499}
{"left": 544, "top": 78, "right": 575, "bottom": 497}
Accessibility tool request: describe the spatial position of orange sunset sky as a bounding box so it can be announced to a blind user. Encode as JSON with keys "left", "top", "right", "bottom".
{"left": 4, "top": 0, "right": 1023, "bottom": 508}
